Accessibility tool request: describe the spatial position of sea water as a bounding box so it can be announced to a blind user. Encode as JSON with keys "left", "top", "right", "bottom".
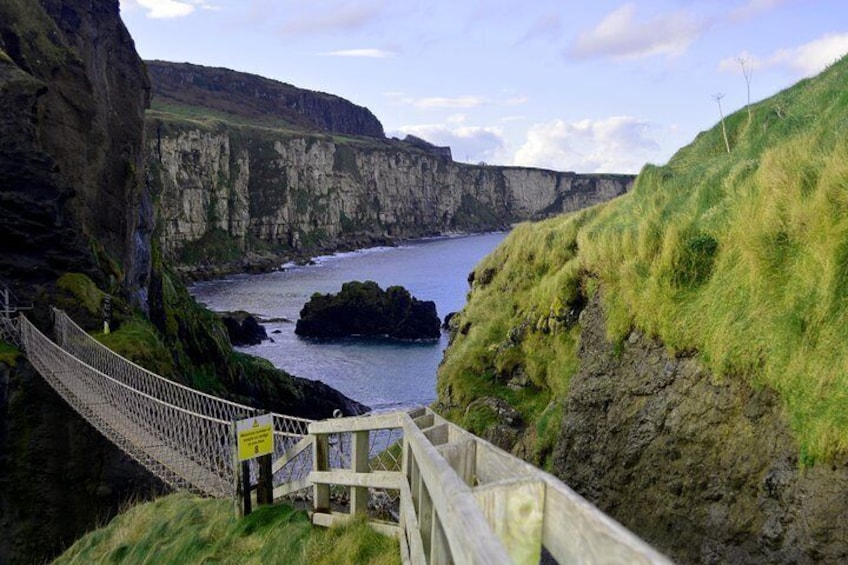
{"left": 190, "top": 232, "right": 507, "bottom": 411}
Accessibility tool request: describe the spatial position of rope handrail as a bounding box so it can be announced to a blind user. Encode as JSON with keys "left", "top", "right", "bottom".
{"left": 18, "top": 311, "right": 319, "bottom": 499}
{"left": 20, "top": 316, "right": 234, "bottom": 495}
{"left": 52, "top": 308, "right": 312, "bottom": 437}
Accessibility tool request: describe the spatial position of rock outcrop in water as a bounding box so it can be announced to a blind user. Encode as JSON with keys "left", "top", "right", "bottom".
{"left": 221, "top": 311, "right": 269, "bottom": 346}
{"left": 296, "top": 281, "right": 441, "bottom": 340}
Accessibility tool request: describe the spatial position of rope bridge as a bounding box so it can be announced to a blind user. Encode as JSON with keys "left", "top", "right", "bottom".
{"left": 19, "top": 309, "right": 313, "bottom": 499}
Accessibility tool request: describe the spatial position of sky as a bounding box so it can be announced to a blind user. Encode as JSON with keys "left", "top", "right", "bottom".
{"left": 119, "top": 1, "right": 848, "bottom": 174}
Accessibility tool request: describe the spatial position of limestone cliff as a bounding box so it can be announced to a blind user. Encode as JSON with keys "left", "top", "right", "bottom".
{"left": 147, "top": 117, "right": 632, "bottom": 274}
{"left": 0, "top": 3, "right": 156, "bottom": 562}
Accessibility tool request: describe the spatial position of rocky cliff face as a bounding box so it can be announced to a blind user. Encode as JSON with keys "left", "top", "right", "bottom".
{"left": 147, "top": 60, "right": 385, "bottom": 138}
{"left": 0, "top": 3, "right": 156, "bottom": 563}
{"left": 0, "top": 358, "right": 165, "bottom": 564}
{"left": 0, "top": 4, "right": 368, "bottom": 564}
{"left": 473, "top": 292, "right": 848, "bottom": 564}
{"left": 147, "top": 120, "right": 632, "bottom": 271}
{"left": 0, "top": 0, "right": 151, "bottom": 306}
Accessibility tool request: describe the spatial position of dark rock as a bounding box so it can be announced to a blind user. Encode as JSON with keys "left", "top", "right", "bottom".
{"left": 147, "top": 60, "right": 385, "bottom": 138}
{"left": 295, "top": 280, "right": 441, "bottom": 340}
{"left": 0, "top": 0, "right": 151, "bottom": 308}
{"left": 403, "top": 134, "right": 452, "bottom": 160}
{"left": 443, "top": 311, "right": 458, "bottom": 330}
{"left": 549, "top": 292, "right": 848, "bottom": 564}
{"left": 220, "top": 311, "right": 268, "bottom": 346}
{"left": 223, "top": 353, "right": 368, "bottom": 420}
{"left": 0, "top": 359, "right": 166, "bottom": 565}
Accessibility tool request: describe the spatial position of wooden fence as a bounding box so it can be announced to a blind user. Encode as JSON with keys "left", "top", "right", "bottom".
{"left": 303, "top": 407, "right": 671, "bottom": 564}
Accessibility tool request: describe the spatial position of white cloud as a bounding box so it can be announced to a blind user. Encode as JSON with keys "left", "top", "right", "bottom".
{"left": 504, "top": 96, "right": 529, "bottom": 106}
{"left": 569, "top": 3, "right": 702, "bottom": 61}
{"left": 719, "top": 33, "right": 848, "bottom": 77}
{"left": 767, "top": 33, "right": 848, "bottom": 76}
{"left": 513, "top": 116, "right": 659, "bottom": 174}
{"left": 132, "top": 0, "right": 191, "bottom": 18}
{"left": 322, "top": 48, "right": 394, "bottom": 58}
{"left": 394, "top": 124, "right": 506, "bottom": 163}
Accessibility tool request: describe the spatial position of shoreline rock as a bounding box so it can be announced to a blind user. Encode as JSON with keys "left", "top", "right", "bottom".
{"left": 219, "top": 311, "right": 268, "bottom": 346}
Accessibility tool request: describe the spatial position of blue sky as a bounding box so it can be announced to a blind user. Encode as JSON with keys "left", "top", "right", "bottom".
{"left": 119, "top": 1, "right": 848, "bottom": 173}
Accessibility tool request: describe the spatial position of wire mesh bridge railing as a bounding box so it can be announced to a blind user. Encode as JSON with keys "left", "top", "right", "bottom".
{"left": 18, "top": 308, "right": 313, "bottom": 499}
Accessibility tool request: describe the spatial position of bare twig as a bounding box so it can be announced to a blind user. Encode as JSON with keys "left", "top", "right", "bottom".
{"left": 713, "top": 93, "right": 731, "bottom": 153}
{"left": 738, "top": 56, "right": 753, "bottom": 124}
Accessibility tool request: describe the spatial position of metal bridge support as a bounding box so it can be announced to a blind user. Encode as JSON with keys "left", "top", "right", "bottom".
{"left": 0, "top": 283, "right": 21, "bottom": 348}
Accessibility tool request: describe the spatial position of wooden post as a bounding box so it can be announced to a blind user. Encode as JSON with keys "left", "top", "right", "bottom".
{"left": 409, "top": 456, "right": 421, "bottom": 511}
{"left": 241, "top": 460, "right": 252, "bottom": 516}
{"left": 419, "top": 480, "right": 433, "bottom": 561}
{"left": 313, "top": 433, "right": 330, "bottom": 513}
{"left": 437, "top": 439, "right": 477, "bottom": 486}
{"left": 473, "top": 478, "right": 546, "bottom": 564}
{"left": 232, "top": 421, "right": 242, "bottom": 517}
{"left": 257, "top": 453, "right": 273, "bottom": 505}
{"left": 431, "top": 512, "right": 451, "bottom": 565}
{"left": 350, "top": 430, "right": 369, "bottom": 515}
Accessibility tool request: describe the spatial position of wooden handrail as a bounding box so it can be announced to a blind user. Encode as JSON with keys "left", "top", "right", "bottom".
{"left": 302, "top": 407, "right": 672, "bottom": 565}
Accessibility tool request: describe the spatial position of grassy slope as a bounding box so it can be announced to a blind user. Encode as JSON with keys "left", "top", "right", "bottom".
{"left": 439, "top": 55, "right": 848, "bottom": 464}
{"left": 54, "top": 493, "right": 400, "bottom": 565}
{"left": 148, "top": 101, "right": 406, "bottom": 152}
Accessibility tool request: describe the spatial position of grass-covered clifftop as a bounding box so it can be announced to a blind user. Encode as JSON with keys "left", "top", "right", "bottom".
{"left": 438, "top": 55, "right": 848, "bottom": 464}
{"left": 55, "top": 494, "right": 399, "bottom": 564}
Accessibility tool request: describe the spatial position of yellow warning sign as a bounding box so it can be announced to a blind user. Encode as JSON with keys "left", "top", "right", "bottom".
{"left": 236, "top": 414, "right": 274, "bottom": 462}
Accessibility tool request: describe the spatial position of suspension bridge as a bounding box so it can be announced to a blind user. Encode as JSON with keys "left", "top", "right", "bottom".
{"left": 0, "top": 289, "right": 670, "bottom": 564}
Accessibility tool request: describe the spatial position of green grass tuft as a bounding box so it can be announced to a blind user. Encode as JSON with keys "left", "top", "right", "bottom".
{"left": 96, "top": 317, "right": 176, "bottom": 378}
{"left": 57, "top": 273, "right": 106, "bottom": 317}
{"left": 0, "top": 342, "right": 20, "bottom": 366}
{"left": 177, "top": 228, "right": 244, "bottom": 265}
{"left": 55, "top": 493, "right": 400, "bottom": 565}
